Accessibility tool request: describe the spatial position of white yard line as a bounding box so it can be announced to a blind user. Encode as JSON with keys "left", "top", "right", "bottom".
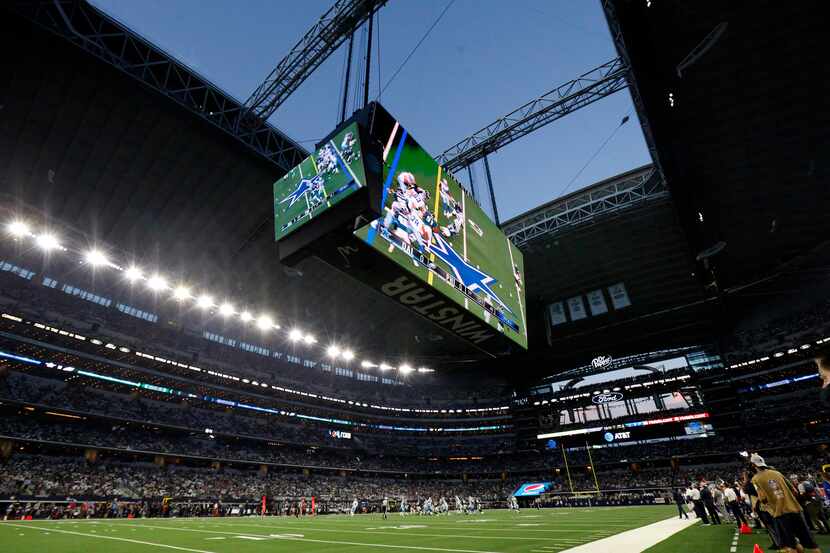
{"left": 127, "top": 523, "right": 508, "bottom": 553}
{"left": 730, "top": 526, "right": 739, "bottom": 552}
{"left": 462, "top": 187, "right": 469, "bottom": 309}
{"left": 1, "top": 522, "right": 216, "bottom": 553}
{"left": 206, "top": 520, "right": 578, "bottom": 541}
{"left": 264, "top": 518, "right": 648, "bottom": 528}
{"left": 329, "top": 139, "right": 361, "bottom": 186}
{"left": 558, "top": 517, "right": 698, "bottom": 553}
{"left": 504, "top": 236, "right": 526, "bottom": 341}
{"left": 239, "top": 522, "right": 631, "bottom": 533}
{"left": 383, "top": 122, "right": 400, "bottom": 162}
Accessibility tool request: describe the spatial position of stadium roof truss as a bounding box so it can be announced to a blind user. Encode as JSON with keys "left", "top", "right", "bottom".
{"left": 436, "top": 58, "right": 630, "bottom": 173}
{"left": 242, "top": 0, "right": 385, "bottom": 126}
{"left": 502, "top": 165, "right": 667, "bottom": 249}
{"left": 11, "top": 0, "right": 308, "bottom": 172}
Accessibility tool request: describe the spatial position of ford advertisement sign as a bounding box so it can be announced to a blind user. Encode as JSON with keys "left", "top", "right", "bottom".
{"left": 591, "top": 391, "right": 624, "bottom": 404}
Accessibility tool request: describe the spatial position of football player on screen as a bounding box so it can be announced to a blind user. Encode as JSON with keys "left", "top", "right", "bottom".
{"left": 341, "top": 132, "right": 358, "bottom": 163}
{"left": 514, "top": 264, "right": 523, "bottom": 294}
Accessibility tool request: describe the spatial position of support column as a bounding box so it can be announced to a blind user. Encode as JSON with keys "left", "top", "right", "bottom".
{"left": 363, "top": 12, "right": 374, "bottom": 108}
{"left": 340, "top": 32, "right": 354, "bottom": 123}
{"left": 466, "top": 164, "right": 476, "bottom": 200}
{"left": 483, "top": 155, "right": 500, "bottom": 226}
{"left": 560, "top": 443, "right": 574, "bottom": 494}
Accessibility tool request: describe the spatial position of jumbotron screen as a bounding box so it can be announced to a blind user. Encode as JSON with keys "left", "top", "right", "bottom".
{"left": 273, "top": 122, "right": 367, "bottom": 241}
{"left": 353, "top": 117, "right": 527, "bottom": 349}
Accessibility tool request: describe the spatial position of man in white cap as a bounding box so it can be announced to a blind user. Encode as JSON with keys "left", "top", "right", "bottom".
{"left": 751, "top": 453, "right": 822, "bottom": 553}
{"left": 687, "top": 482, "right": 710, "bottom": 524}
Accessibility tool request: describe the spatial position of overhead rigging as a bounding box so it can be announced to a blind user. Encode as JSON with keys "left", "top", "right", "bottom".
{"left": 435, "top": 58, "right": 630, "bottom": 226}
{"left": 240, "top": 0, "right": 385, "bottom": 132}
{"left": 437, "top": 58, "right": 629, "bottom": 173}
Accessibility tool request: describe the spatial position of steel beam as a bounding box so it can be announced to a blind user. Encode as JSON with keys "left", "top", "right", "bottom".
{"left": 501, "top": 165, "right": 668, "bottom": 248}
{"left": 483, "top": 155, "right": 500, "bottom": 226}
{"left": 437, "top": 58, "right": 629, "bottom": 173}
{"left": 242, "top": 0, "right": 384, "bottom": 127}
{"left": 10, "top": 0, "right": 307, "bottom": 172}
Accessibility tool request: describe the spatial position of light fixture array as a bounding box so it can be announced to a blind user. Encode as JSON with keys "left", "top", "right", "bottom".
{"left": 4, "top": 220, "right": 434, "bottom": 375}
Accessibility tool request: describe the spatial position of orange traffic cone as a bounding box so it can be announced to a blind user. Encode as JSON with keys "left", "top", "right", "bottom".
{"left": 740, "top": 522, "right": 753, "bottom": 534}
{"left": 753, "top": 544, "right": 764, "bottom": 553}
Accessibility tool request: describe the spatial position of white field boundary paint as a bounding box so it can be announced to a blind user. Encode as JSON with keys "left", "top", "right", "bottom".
{"left": 559, "top": 517, "right": 699, "bottom": 553}
{"left": 125, "top": 523, "right": 507, "bottom": 553}
{"left": 0, "top": 522, "right": 217, "bottom": 553}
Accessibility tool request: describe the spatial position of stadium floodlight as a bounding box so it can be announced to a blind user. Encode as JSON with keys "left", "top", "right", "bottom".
{"left": 379, "top": 363, "right": 393, "bottom": 371}
{"left": 327, "top": 344, "right": 341, "bottom": 358}
{"left": 35, "top": 233, "right": 61, "bottom": 252}
{"left": 6, "top": 220, "right": 30, "bottom": 238}
{"left": 84, "top": 249, "right": 109, "bottom": 267}
{"left": 124, "top": 266, "right": 144, "bottom": 282}
{"left": 342, "top": 349, "right": 355, "bottom": 362}
{"left": 146, "top": 274, "right": 168, "bottom": 291}
{"left": 399, "top": 364, "right": 414, "bottom": 374}
{"left": 239, "top": 311, "right": 253, "bottom": 323}
{"left": 288, "top": 329, "right": 303, "bottom": 342}
{"left": 361, "top": 360, "right": 377, "bottom": 369}
{"left": 302, "top": 334, "right": 316, "bottom": 345}
{"left": 256, "top": 314, "right": 274, "bottom": 331}
{"left": 195, "top": 294, "right": 214, "bottom": 309}
{"left": 172, "top": 285, "right": 191, "bottom": 301}
{"left": 417, "top": 367, "right": 434, "bottom": 373}
{"left": 218, "top": 302, "right": 235, "bottom": 316}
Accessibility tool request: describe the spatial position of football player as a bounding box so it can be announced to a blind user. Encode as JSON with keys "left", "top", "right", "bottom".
{"left": 341, "top": 132, "right": 357, "bottom": 163}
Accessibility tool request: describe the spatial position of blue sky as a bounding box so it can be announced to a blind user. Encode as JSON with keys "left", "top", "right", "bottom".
{"left": 92, "top": 0, "right": 650, "bottom": 221}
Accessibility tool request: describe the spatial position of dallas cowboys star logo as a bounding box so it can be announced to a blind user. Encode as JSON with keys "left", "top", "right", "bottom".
{"left": 427, "top": 234, "right": 514, "bottom": 315}
{"left": 279, "top": 178, "right": 313, "bottom": 207}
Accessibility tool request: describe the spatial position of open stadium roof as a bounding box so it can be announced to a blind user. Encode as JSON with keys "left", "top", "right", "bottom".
{"left": 494, "top": 0, "right": 830, "bottom": 372}
{"left": 2, "top": 0, "right": 826, "bottom": 376}
{"left": 0, "top": 1, "right": 477, "bottom": 366}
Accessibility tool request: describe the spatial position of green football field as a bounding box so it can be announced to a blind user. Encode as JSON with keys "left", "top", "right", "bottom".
{"left": 0, "top": 506, "right": 676, "bottom": 553}
{"left": 643, "top": 517, "right": 830, "bottom": 553}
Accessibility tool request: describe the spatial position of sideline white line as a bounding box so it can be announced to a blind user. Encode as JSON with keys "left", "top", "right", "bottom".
{"left": 559, "top": 517, "right": 698, "bottom": 553}
{"left": 210, "top": 518, "right": 652, "bottom": 531}
{"left": 0, "top": 522, "right": 216, "bottom": 553}
{"left": 271, "top": 518, "right": 655, "bottom": 527}
{"left": 128, "top": 522, "right": 508, "bottom": 553}
{"left": 203, "top": 521, "right": 615, "bottom": 533}
{"left": 205, "top": 520, "right": 579, "bottom": 541}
